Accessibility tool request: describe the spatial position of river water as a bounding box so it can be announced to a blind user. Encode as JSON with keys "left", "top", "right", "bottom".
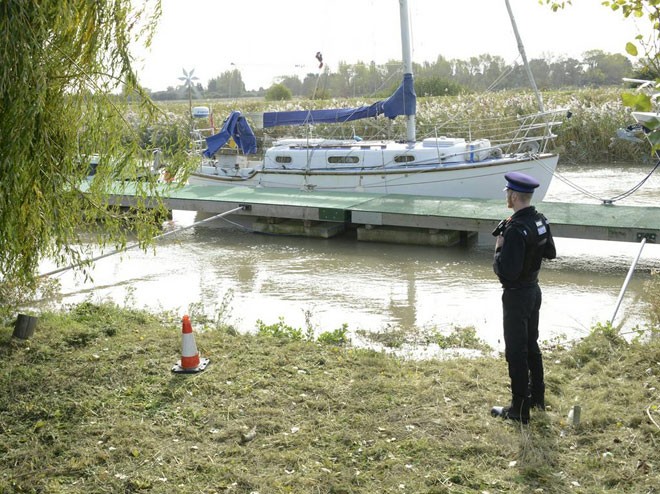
{"left": 45, "top": 163, "right": 660, "bottom": 356}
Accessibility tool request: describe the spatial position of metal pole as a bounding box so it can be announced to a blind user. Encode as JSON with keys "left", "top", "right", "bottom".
{"left": 610, "top": 237, "right": 647, "bottom": 325}
{"left": 504, "top": 0, "right": 544, "bottom": 113}
{"left": 399, "top": 0, "right": 415, "bottom": 143}
{"left": 39, "top": 206, "right": 246, "bottom": 278}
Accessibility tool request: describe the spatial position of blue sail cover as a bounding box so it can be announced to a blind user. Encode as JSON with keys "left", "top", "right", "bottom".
{"left": 263, "top": 73, "right": 416, "bottom": 128}
{"left": 204, "top": 111, "right": 257, "bottom": 157}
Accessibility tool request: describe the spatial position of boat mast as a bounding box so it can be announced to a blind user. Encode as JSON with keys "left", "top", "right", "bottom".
{"left": 399, "top": 0, "right": 415, "bottom": 143}
{"left": 504, "top": 0, "right": 544, "bottom": 113}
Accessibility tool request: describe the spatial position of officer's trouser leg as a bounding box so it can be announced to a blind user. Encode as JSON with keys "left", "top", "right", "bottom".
{"left": 502, "top": 289, "right": 533, "bottom": 399}
{"left": 527, "top": 286, "right": 545, "bottom": 406}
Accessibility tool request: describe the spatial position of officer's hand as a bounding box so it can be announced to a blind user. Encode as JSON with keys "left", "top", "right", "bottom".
{"left": 495, "top": 235, "right": 504, "bottom": 249}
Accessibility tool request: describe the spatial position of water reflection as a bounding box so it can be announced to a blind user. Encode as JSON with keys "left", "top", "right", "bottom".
{"left": 47, "top": 163, "right": 660, "bottom": 355}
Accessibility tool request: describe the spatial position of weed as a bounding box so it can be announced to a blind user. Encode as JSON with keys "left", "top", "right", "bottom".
{"left": 435, "top": 325, "right": 492, "bottom": 352}
{"left": 256, "top": 316, "right": 303, "bottom": 340}
{"left": 644, "top": 270, "right": 660, "bottom": 335}
{"left": 186, "top": 299, "right": 206, "bottom": 323}
{"left": 565, "top": 322, "right": 628, "bottom": 368}
{"left": 317, "top": 323, "right": 350, "bottom": 346}
{"left": 214, "top": 288, "right": 235, "bottom": 330}
{"left": 357, "top": 323, "right": 408, "bottom": 348}
{"left": 302, "top": 307, "right": 316, "bottom": 341}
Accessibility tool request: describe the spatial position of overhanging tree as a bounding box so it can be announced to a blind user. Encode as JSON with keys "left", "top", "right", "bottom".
{"left": 542, "top": 0, "right": 660, "bottom": 148}
{"left": 0, "top": 0, "right": 188, "bottom": 297}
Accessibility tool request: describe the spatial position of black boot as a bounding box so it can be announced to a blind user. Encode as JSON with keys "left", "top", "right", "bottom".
{"left": 529, "top": 383, "right": 546, "bottom": 411}
{"left": 491, "top": 395, "right": 530, "bottom": 424}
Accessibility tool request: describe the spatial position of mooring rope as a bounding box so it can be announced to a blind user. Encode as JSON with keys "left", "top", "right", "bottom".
{"left": 533, "top": 154, "right": 660, "bottom": 204}
{"left": 39, "top": 205, "right": 247, "bottom": 278}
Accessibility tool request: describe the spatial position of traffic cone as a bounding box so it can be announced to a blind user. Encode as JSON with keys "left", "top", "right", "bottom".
{"left": 172, "top": 315, "right": 210, "bottom": 374}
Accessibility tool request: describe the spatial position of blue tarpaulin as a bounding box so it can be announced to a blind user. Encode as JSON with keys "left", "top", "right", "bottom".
{"left": 203, "top": 75, "right": 416, "bottom": 156}
{"left": 262, "top": 74, "right": 416, "bottom": 128}
{"left": 204, "top": 111, "right": 257, "bottom": 157}
{"left": 382, "top": 73, "right": 416, "bottom": 118}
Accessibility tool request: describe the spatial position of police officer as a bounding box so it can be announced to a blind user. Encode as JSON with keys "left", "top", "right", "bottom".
{"left": 491, "top": 172, "right": 556, "bottom": 424}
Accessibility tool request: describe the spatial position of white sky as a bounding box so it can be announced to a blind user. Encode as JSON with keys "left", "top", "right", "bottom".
{"left": 134, "top": 0, "right": 652, "bottom": 92}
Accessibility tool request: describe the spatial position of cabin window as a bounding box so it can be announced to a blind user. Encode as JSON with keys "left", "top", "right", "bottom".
{"left": 394, "top": 155, "right": 415, "bottom": 163}
{"left": 275, "top": 156, "right": 292, "bottom": 164}
{"left": 328, "top": 156, "right": 360, "bottom": 164}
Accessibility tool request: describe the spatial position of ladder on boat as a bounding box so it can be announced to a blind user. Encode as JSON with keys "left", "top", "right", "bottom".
{"left": 501, "top": 108, "right": 568, "bottom": 154}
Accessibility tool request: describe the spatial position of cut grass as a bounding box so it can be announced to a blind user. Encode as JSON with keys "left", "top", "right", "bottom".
{"left": 0, "top": 302, "right": 658, "bottom": 493}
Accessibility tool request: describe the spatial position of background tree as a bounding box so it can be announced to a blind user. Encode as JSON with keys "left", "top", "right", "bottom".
{"left": 277, "top": 75, "right": 304, "bottom": 97}
{"left": 544, "top": 0, "right": 660, "bottom": 149}
{"left": 0, "top": 0, "right": 180, "bottom": 296}
{"left": 265, "top": 83, "right": 293, "bottom": 101}
{"left": 151, "top": 50, "right": 638, "bottom": 102}
{"left": 300, "top": 73, "right": 319, "bottom": 98}
{"left": 582, "top": 49, "right": 634, "bottom": 86}
{"left": 414, "top": 77, "right": 462, "bottom": 97}
{"left": 206, "top": 69, "right": 246, "bottom": 98}
{"left": 547, "top": 56, "right": 584, "bottom": 87}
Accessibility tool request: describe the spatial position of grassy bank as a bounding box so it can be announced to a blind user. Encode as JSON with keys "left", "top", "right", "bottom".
{"left": 1, "top": 303, "right": 658, "bottom": 493}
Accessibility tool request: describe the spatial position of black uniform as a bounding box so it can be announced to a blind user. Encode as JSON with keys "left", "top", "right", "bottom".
{"left": 493, "top": 205, "right": 556, "bottom": 414}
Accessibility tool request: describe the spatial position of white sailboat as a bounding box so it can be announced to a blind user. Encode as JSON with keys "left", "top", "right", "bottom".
{"left": 189, "top": 0, "right": 565, "bottom": 200}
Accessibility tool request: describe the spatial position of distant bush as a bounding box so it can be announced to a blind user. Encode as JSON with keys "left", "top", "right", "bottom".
{"left": 265, "top": 83, "right": 292, "bottom": 101}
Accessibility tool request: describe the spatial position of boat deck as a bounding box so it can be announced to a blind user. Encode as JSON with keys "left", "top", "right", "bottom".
{"left": 111, "top": 183, "right": 659, "bottom": 244}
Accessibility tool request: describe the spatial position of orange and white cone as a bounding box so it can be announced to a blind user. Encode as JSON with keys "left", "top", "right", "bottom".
{"left": 172, "top": 315, "right": 210, "bottom": 374}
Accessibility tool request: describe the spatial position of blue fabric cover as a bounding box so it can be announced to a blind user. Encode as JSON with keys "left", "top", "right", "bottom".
{"left": 204, "top": 111, "right": 257, "bottom": 157}
{"left": 263, "top": 74, "right": 416, "bottom": 128}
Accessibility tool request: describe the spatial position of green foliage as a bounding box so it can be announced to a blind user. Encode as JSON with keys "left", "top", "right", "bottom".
{"left": 357, "top": 323, "right": 492, "bottom": 353}
{"left": 436, "top": 325, "right": 493, "bottom": 352}
{"left": 256, "top": 316, "right": 303, "bottom": 340}
{"left": 546, "top": 0, "right": 660, "bottom": 153}
{"left": 358, "top": 324, "right": 408, "bottom": 348}
{"left": 264, "top": 83, "right": 293, "bottom": 101}
{"left": 69, "top": 300, "right": 153, "bottom": 330}
{"left": 257, "top": 316, "right": 350, "bottom": 346}
{"left": 154, "top": 50, "right": 636, "bottom": 101}
{"left": 206, "top": 69, "right": 246, "bottom": 98}
{"left": 621, "top": 90, "right": 653, "bottom": 111}
{"left": 645, "top": 271, "right": 660, "bottom": 331}
{"left": 126, "top": 110, "right": 191, "bottom": 156}
{"left": 0, "top": 0, "right": 196, "bottom": 295}
{"left": 414, "top": 76, "right": 462, "bottom": 97}
{"left": 563, "top": 322, "right": 628, "bottom": 368}
{"left": 541, "top": 0, "right": 572, "bottom": 12}
{"left": 0, "top": 277, "right": 60, "bottom": 323}
{"left": 602, "top": 0, "right": 660, "bottom": 53}
{"left": 603, "top": 0, "right": 660, "bottom": 153}
{"left": 317, "top": 323, "right": 350, "bottom": 346}
{"left": 2, "top": 302, "right": 660, "bottom": 493}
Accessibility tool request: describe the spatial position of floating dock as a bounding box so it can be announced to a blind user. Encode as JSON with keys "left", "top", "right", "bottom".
{"left": 109, "top": 183, "right": 659, "bottom": 246}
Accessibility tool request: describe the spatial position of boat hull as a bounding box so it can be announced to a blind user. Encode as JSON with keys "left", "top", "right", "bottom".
{"left": 188, "top": 154, "right": 558, "bottom": 201}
